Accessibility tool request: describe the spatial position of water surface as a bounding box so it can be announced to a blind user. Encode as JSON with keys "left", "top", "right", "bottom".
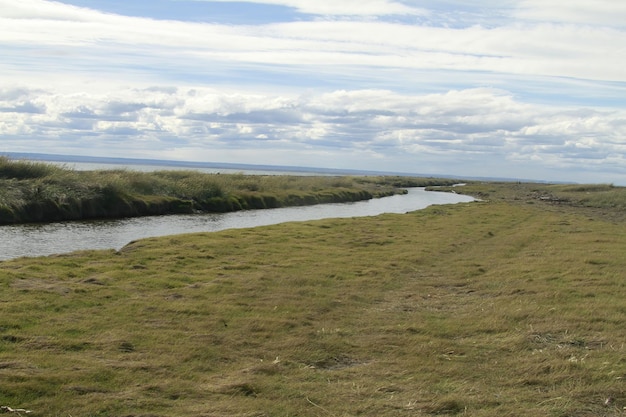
{"left": 0, "top": 188, "right": 473, "bottom": 261}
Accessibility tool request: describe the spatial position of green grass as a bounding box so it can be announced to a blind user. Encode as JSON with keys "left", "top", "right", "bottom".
{"left": 0, "top": 157, "right": 459, "bottom": 224}
{"left": 431, "top": 181, "right": 626, "bottom": 222}
{"left": 1, "top": 182, "right": 626, "bottom": 415}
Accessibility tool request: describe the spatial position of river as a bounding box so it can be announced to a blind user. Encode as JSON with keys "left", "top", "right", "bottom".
{"left": 0, "top": 188, "right": 473, "bottom": 261}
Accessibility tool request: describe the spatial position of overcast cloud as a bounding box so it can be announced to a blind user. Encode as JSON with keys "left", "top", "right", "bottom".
{"left": 0, "top": 0, "right": 625, "bottom": 183}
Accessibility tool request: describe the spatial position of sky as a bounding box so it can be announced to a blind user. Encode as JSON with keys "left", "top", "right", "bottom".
{"left": 1, "top": 1, "right": 625, "bottom": 184}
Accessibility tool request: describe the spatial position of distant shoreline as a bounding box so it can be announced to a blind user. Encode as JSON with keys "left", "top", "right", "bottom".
{"left": 1, "top": 151, "right": 537, "bottom": 182}
{"left": 1, "top": 152, "right": 420, "bottom": 177}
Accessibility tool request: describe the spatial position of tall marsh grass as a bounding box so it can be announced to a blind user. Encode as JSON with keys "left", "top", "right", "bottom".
{"left": 0, "top": 156, "right": 65, "bottom": 179}
{"left": 0, "top": 157, "right": 459, "bottom": 224}
{"left": 552, "top": 183, "right": 626, "bottom": 210}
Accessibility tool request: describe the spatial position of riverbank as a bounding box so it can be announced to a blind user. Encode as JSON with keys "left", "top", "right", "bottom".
{"left": 0, "top": 187, "right": 474, "bottom": 261}
{"left": 0, "top": 157, "right": 460, "bottom": 225}
{"left": 0, "top": 182, "right": 625, "bottom": 416}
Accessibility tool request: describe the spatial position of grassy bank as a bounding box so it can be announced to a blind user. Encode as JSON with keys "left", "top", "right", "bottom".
{"left": 431, "top": 181, "right": 626, "bottom": 223}
{"left": 0, "top": 157, "right": 458, "bottom": 225}
{"left": 1, "top": 182, "right": 625, "bottom": 416}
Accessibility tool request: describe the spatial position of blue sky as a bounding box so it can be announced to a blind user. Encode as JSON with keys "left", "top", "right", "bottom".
{"left": 1, "top": 0, "right": 625, "bottom": 183}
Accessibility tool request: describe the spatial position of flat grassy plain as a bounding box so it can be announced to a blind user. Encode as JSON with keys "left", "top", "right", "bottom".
{"left": 1, "top": 181, "right": 626, "bottom": 416}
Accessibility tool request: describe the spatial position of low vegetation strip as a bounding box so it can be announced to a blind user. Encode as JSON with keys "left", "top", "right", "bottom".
{"left": 436, "top": 181, "right": 626, "bottom": 221}
{"left": 0, "top": 182, "right": 625, "bottom": 416}
{"left": 0, "top": 157, "right": 458, "bottom": 224}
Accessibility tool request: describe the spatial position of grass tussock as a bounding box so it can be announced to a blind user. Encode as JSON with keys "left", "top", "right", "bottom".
{"left": 1, "top": 182, "right": 626, "bottom": 416}
{"left": 0, "top": 157, "right": 458, "bottom": 224}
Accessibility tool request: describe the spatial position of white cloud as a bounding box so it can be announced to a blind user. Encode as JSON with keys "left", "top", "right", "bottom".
{"left": 514, "top": 0, "right": 626, "bottom": 27}
{"left": 1, "top": 84, "right": 625, "bottom": 183}
{"left": 1, "top": 1, "right": 624, "bottom": 84}
{"left": 0, "top": 0, "right": 101, "bottom": 21}
{"left": 186, "top": 0, "right": 425, "bottom": 16}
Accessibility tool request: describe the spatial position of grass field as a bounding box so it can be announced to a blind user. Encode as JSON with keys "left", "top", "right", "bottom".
{"left": 1, "top": 181, "right": 625, "bottom": 416}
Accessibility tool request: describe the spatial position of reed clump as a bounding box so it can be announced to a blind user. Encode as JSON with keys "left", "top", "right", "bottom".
{"left": 0, "top": 157, "right": 458, "bottom": 224}
{"left": 1, "top": 181, "right": 625, "bottom": 416}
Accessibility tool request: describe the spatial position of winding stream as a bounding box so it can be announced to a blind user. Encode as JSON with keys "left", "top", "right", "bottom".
{"left": 0, "top": 188, "right": 473, "bottom": 261}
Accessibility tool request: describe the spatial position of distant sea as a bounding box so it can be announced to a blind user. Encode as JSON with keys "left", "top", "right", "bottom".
{"left": 2, "top": 152, "right": 448, "bottom": 178}
{"left": 3, "top": 152, "right": 544, "bottom": 182}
